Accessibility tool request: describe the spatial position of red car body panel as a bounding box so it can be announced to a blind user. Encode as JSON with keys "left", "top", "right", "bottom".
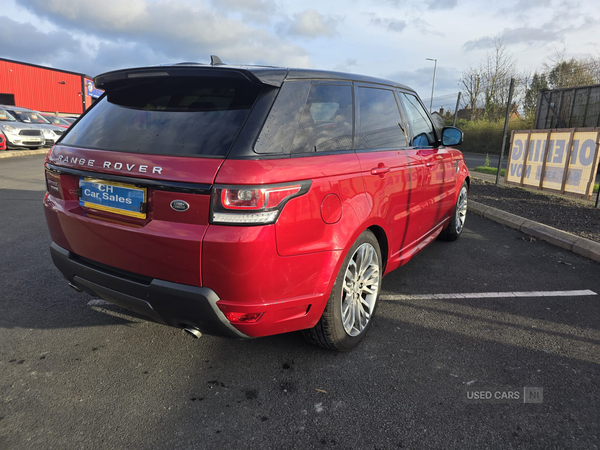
{"left": 203, "top": 225, "right": 342, "bottom": 337}
{"left": 355, "top": 148, "right": 425, "bottom": 268}
{"left": 44, "top": 146, "right": 224, "bottom": 287}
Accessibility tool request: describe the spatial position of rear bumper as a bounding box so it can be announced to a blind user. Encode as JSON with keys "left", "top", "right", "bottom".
{"left": 50, "top": 242, "right": 249, "bottom": 339}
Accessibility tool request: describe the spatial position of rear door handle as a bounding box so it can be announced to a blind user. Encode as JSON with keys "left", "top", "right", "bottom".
{"left": 371, "top": 166, "right": 390, "bottom": 176}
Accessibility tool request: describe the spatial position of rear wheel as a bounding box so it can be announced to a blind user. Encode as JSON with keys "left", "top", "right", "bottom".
{"left": 302, "top": 230, "right": 382, "bottom": 351}
{"left": 439, "top": 181, "right": 468, "bottom": 241}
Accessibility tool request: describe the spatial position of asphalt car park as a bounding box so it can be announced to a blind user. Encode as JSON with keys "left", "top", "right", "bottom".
{"left": 1, "top": 154, "right": 599, "bottom": 449}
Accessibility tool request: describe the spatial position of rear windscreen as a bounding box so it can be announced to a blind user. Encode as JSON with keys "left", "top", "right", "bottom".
{"left": 61, "top": 77, "right": 261, "bottom": 157}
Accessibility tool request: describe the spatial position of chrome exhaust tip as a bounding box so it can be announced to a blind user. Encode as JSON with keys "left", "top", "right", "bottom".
{"left": 69, "top": 282, "right": 83, "bottom": 293}
{"left": 184, "top": 328, "right": 202, "bottom": 339}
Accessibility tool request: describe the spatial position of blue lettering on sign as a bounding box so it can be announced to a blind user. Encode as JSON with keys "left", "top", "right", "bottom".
{"left": 544, "top": 167, "right": 564, "bottom": 183}
{"left": 579, "top": 139, "right": 595, "bottom": 166}
{"left": 535, "top": 165, "right": 542, "bottom": 180}
{"left": 566, "top": 169, "right": 583, "bottom": 186}
{"left": 546, "top": 140, "right": 554, "bottom": 162}
{"left": 553, "top": 140, "right": 566, "bottom": 164}
{"left": 571, "top": 140, "right": 579, "bottom": 164}
{"left": 512, "top": 139, "right": 523, "bottom": 160}
{"left": 529, "top": 139, "right": 545, "bottom": 162}
{"left": 509, "top": 163, "right": 531, "bottom": 179}
{"left": 510, "top": 163, "right": 521, "bottom": 177}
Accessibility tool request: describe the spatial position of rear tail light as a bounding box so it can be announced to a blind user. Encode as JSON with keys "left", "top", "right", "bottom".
{"left": 211, "top": 181, "right": 311, "bottom": 225}
{"left": 45, "top": 146, "right": 54, "bottom": 162}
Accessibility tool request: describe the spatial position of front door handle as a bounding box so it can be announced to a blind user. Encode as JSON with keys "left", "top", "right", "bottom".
{"left": 425, "top": 161, "right": 434, "bottom": 168}
{"left": 371, "top": 165, "right": 390, "bottom": 176}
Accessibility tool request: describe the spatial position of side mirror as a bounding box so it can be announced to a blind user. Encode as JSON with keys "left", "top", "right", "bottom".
{"left": 441, "top": 126, "right": 463, "bottom": 146}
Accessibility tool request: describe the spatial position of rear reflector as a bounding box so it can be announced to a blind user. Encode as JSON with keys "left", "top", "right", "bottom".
{"left": 223, "top": 312, "right": 264, "bottom": 323}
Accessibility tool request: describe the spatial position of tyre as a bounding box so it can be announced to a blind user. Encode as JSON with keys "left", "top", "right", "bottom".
{"left": 302, "top": 230, "right": 382, "bottom": 351}
{"left": 439, "top": 180, "right": 468, "bottom": 241}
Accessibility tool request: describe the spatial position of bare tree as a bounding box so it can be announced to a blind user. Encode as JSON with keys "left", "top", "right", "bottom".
{"left": 482, "top": 38, "right": 517, "bottom": 121}
{"left": 460, "top": 66, "right": 483, "bottom": 120}
{"left": 460, "top": 38, "right": 518, "bottom": 122}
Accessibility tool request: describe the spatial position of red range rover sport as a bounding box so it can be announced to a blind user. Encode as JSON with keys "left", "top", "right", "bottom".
{"left": 43, "top": 60, "right": 469, "bottom": 350}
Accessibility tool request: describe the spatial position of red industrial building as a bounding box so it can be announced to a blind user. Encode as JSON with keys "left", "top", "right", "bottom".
{"left": 0, "top": 57, "right": 103, "bottom": 115}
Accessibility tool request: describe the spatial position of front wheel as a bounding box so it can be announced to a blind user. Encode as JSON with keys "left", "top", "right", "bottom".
{"left": 302, "top": 230, "right": 382, "bottom": 351}
{"left": 439, "top": 180, "right": 468, "bottom": 241}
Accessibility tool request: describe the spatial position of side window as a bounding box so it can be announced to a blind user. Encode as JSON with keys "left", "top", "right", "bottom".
{"left": 254, "top": 80, "right": 311, "bottom": 154}
{"left": 356, "top": 87, "right": 407, "bottom": 150}
{"left": 290, "top": 84, "right": 353, "bottom": 153}
{"left": 398, "top": 93, "right": 436, "bottom": 147}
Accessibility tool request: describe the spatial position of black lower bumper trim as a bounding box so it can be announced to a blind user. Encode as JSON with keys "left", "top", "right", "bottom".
{"left": 50, "top": 242, "right": 248, "bottom": 339}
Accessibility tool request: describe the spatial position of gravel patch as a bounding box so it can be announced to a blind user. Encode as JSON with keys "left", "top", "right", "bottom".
{"left": 469, "top": 179, "right": 600, "bottom": 243}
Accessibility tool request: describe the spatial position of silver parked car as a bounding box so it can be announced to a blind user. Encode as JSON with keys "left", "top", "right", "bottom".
{"left": 0, "top": 108, "right": 45, "bottom": 149}
{"left": 1, "top": 105, "right": 66, "bottom": 146}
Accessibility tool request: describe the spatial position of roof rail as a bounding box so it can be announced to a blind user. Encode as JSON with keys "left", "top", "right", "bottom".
{"left": 173, "top": 62, "right": 205, "bottom": 66}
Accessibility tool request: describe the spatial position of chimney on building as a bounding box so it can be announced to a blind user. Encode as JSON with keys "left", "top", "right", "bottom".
{"left": 439, "top": 105, "right": 444, "bottom": 115}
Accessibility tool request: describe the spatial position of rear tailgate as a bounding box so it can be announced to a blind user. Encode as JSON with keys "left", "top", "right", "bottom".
{"left": 44, "top": 146, "right": 222, "bottom": 286}
{"left": 44, "top": 68, "right": 268, "bottom": 287}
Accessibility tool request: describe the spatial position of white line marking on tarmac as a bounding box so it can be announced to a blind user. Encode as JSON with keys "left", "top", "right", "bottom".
{"left": 87, "top": 299, "right": 111, "bottom": 307}
{"left": 380, "top": 289, "right": 597, "bottom": 301}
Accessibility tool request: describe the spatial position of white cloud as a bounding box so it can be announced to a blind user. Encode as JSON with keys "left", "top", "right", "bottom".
{"left": 463, "top": 26, "right": 565, "bottom": 51}
{"left": 371, "top": 16, "right": 407, "bottom": 33}
{"left": 427, "top": 0, "right": 457, "bottom": 10}
{"left": 284, "top": 9, "right": 339, "bottom": 38}
{"left": 17, "top": 0, "right": 312, "bottom": 73}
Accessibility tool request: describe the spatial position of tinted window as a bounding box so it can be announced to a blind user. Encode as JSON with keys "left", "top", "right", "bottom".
{"left": 254, "top": 80, "right": 311, "bottom": 154}
{"left": 0, "top": 110, "right": 17, "bottom": 122}
{"left": 291, "top": 84, "right": 353, "bottom": 153}
{"left": 398, "top": 93, "right": 436, "bottom": 147}
{"left": 9, "top": 110, "right": 50, "bottom": 124}
{"left": 61, "top": 78, "right": 261, "bottom": 157}
{"left": 356, "top": 87, "right": 407, "bottom": 150}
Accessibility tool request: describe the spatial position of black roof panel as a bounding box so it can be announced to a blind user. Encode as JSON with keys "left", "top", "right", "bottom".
{"left": 94, "top": 63, "right": 414, "bottom": 92}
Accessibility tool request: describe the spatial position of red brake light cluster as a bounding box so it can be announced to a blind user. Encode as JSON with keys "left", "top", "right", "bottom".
{"left": 211, "top": 181, "right": 311, "bottom": 225}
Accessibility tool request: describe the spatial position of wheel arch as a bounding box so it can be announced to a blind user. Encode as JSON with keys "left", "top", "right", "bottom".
{"left": 367, "top": 225, "right": 388, "bottom": 273}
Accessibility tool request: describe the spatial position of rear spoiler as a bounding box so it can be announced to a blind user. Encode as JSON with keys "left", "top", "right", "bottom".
{"left": 94, "top": 65, "right": 289, "bottom": 90}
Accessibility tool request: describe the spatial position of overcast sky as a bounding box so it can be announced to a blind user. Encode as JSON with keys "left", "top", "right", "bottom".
{"left": 1, "top": 0, "right": 598, "bottom": 109}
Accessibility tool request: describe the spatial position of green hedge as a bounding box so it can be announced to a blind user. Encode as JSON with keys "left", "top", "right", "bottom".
{"left": 453, "top": 118, "right": 534, "bottom": 154}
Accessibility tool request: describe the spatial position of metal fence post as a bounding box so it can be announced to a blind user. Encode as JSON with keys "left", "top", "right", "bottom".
{"left": 453, "top": 92, "right": 461, "bottom": 127}
{"left": 496, "top": 78, "right": 515, "bottom": 185}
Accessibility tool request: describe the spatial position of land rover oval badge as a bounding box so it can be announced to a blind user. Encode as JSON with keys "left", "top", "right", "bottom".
{"left": 170, "top": 200, "right": 189, "bottom": 212}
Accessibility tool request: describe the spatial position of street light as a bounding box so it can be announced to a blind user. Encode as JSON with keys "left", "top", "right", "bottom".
{"left": 426, "top": 58, "right": 437, "bottom": 113}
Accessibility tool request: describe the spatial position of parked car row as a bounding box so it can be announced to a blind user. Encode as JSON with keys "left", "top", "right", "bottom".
{"left": 0, "top": 105, "right": 75, "bottom": 150}
{"left": 40, "top": 113, "right": 72, "bottom": 129}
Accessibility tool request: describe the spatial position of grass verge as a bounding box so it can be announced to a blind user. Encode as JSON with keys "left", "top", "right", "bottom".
{"left": 473, "top": 166, "right": 506, "bottom": 177}
{"left": 473, "top": 167, "right": 599, "bottom": 193}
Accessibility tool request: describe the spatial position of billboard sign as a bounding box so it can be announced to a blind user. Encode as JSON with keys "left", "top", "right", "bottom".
{"left": 85, "top": 79, "right": 104, "bottom": 98}
{"left": 506, "top": 128, "right": 600, "bottom": 199}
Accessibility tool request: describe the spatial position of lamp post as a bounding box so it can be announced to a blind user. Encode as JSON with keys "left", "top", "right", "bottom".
{"left": 426, "top": 58, "right": 437, "bottom": 113}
